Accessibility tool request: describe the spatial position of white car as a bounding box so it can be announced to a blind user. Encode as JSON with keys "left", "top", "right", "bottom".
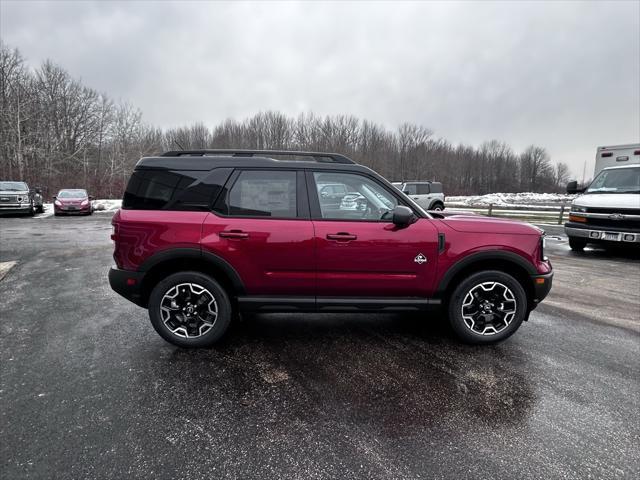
{"left": 392, "top": 181, "right": 445, "bottom": 210}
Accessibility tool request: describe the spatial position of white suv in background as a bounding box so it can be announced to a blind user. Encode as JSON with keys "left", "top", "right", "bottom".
{"left": 392, "top": 181, "right": 445, "bottom": 211}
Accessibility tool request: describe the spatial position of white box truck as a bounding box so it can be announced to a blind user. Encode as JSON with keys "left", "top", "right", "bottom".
{"left": 594, "top": 144, "right": 640, "bottom": 175}
{"left": 565, "top": 143, "right": 640, "bottom": 251}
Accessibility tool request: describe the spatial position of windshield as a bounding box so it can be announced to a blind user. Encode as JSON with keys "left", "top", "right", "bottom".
{"left": 0, "top": 181, "right": 28, "bottom": 191}
{"left": 58, "top": 189, "right": 88, "bottom": 198}
{"left": 586, "top": 168, "right": 640, "bottom": 194}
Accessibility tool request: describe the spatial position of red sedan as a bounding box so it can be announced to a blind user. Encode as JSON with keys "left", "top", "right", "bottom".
{"left": 53, "top": 189, "right": 93, "bottom": 216}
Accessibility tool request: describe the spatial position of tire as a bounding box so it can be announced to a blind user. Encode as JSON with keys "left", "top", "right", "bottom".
{"left": 569, "top": 237, "right": 586, "bottom": 251}
{"left": 431, "top": 202, "right": 444, "bottom": 211}
{"left": 448, "top": 270, "right": 527, "bottom": 344}
{"left": 28, "top": 204, "right": 34, "bottom": 217}
{"left": 148, "top": 271, "right": 232, "bottom": 348}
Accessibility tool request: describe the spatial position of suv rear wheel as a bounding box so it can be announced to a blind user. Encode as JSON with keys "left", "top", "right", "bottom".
{"left": 148, "top": 271, "right": 232, "bottom": 348}
{"left": 431, "top": 202, "right": 444, "bottom": 211}
{"left": 448, "top": 270, "right": 527, "bottom": 344}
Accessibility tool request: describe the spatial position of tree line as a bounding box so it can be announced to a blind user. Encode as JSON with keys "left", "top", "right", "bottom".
{"left": 1, "top": 42, "right": 570, "bottom": 198}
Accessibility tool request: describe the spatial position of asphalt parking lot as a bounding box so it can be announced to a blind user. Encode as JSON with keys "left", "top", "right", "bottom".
{"left": 1, "top": 212, "right": 639, "bottom": 479}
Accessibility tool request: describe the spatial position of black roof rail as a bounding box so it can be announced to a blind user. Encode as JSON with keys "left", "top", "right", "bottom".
{"left": 160, "top": 149, "right": 356, "bottom": 164}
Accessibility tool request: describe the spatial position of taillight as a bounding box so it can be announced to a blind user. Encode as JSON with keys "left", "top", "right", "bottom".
{"left": 601, "top": 152, "right": 613, "bottom": 157}
{"left": 634, "top": 150, "right": 640, "bottom": 155}
{"left": 111, "top": 224, "right": 118, "bottom": 241}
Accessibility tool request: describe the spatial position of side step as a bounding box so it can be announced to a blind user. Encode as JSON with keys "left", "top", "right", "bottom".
{"left": 237, "top": 296, "right": 441, "bottom": 313}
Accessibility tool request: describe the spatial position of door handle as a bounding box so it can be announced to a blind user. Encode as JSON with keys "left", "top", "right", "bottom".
{"left": 326, "top": 233, "right": 357, "bottom": 241}
{"left": 219, "top": 230, "right": 249, "bottom": 239}
{"left": 412, "top": 197, "right": 419, "bottom": 200}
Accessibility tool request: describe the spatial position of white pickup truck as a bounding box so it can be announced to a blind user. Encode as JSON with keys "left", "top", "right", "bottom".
{"left": 565, "top": 144, "right": 640, "bottom": 251}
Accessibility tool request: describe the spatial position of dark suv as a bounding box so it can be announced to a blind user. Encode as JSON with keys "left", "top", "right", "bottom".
{"left": 109, "top": 150, "right": 552, "bottom": 347}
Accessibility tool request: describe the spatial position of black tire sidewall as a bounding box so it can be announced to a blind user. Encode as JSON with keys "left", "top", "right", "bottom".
{"left": 448, "top": 270, "right": 527, "bottom": 344}
{"left": 148, "top": 271, "right": 232, "bottom": 348}
{"left": 569, "top": 237, "right": 586, "bottom": 251}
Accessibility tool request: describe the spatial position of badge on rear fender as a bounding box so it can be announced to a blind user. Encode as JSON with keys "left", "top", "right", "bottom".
{"left": 414, "top": 253, "right": 427, "bottom": 264}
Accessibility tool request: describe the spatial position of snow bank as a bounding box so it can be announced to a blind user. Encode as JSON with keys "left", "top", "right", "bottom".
{"left": 92, "top": 199, "right": 122, "bottom": 212}
{"left": 447, "top": 192, "right": 576, "bottom": 207}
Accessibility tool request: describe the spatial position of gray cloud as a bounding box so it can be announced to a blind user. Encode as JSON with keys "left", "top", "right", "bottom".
{"left": 2, "top": 0, "right": 639, "bottom": 176}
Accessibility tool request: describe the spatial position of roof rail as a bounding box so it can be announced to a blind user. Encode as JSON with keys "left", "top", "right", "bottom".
{"left": 160, "top": 149, "right": 356, "bottom": 164}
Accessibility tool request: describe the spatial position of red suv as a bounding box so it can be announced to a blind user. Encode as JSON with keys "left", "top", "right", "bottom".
{"left": 109, "top": 150, "right": 552, "bottom": 347}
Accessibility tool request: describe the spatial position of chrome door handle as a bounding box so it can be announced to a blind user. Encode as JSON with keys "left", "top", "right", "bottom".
{"left": 326, "top": 233, "right": 357, "bottom": 241}
{"left": 219, "top": 230, "right": 249, "bottom": 239}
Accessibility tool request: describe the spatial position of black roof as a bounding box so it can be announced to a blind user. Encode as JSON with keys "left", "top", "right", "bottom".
{"left": 136, "top": 149, "right": 368, "bottom": 172}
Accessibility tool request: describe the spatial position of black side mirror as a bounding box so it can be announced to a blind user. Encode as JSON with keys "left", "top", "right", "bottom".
{"left": 566, "top": 181, "right": 579, "bottom": 194}
{"left": 35, "top": 188, "right": 42, "bottom": 194}
{"left": 52, "top": 196, "right": 57, "bottom": 200}
{"left": 403, "top": 190, "right": 410, "bottom": 195}
{"left": 89, "top": 196, "right": 95, "bottom": 200}
{"left": 392, "top": 206, "right": 415, "bottom": 227}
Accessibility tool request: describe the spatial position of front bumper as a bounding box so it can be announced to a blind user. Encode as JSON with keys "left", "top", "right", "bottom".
{"left": 108, "top": 267, "right": 145, "bottom": 307}
{"left": 55, "top": 205, "right": 91, "bottom": 214}
{"left": 0, "top": 204, "right": 32, "bottom": 214}
{"left": 565, "top": 223, "right": 640, "bottom": 244}
{"left": 530, "top": 271, "right": 553, "bottom": 309}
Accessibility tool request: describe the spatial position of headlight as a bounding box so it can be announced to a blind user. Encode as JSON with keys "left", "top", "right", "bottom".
{"left": 571, "top": 205, "right": 587, "bottom": 213}
{"left": 81, "top": 199, "right": 89, "bottom": 206}
{"left": 54, "top": 200, "right": 62, "bottom": 206}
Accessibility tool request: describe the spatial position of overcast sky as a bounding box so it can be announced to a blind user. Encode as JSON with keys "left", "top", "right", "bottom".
{"left": 2, "top": 0, "right": 639, "bottom": 176}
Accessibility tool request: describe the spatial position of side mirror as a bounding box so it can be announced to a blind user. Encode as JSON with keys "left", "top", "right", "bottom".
{"left": 392, "top": 206, "right": 415, "bottom": 227}
{"left": 52, "top": 196, "right": 57, "bottom": 200}
{"left": 403, "top": 190, "right": 411, "bottom": 195}
{"left": 566, "top": 181, "right": 579, "bottom": 194}
{"left": 89, "top": 196, "right": 95, "bottom": 200}
{"left": 35, "top": 188, "right": 42, "bottom": 194}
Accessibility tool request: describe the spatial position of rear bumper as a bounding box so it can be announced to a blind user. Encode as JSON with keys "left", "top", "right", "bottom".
{"left": 565, "top": 224, "right": 640, "bottom": 243}
{"left": 108, "top": 267, "right": 145, "bottom": 307}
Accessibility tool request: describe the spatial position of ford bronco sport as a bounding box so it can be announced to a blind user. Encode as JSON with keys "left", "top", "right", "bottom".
{"left": 109, "top": 150, "right": 552, "bottom": 347}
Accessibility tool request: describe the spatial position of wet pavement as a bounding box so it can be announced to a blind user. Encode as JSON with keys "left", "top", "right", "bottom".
{"left": 1, "top": 213, "right": 639, "bottom": 479}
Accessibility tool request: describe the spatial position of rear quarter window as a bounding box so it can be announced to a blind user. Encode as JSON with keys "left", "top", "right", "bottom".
{"left": 122, "top": 168, "right": 231, "bottom": 210}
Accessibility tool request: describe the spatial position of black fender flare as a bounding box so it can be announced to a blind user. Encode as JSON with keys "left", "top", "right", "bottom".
{"left": 138, "top": 247, "right": 245, "bottom": 295}
{"left": 436, "top": 250, "right": 537, "bottom": 295}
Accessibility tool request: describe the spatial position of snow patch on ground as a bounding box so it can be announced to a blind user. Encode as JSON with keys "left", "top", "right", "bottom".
{"left": 447, "top": 192, "right": 576, "bottom": 207}
{"left": 92, "top": 199, "right": 122, "bottom": 212}
{"left": 37, "top": 199, "right": 122, "bottom": 217}
{"left": 0, "top": 261, "right": 17, "bottom": 282}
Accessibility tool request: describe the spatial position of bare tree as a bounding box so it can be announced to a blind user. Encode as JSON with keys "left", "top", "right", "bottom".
{"left": 0, "top": 43, "right": 573, "bottom": 198}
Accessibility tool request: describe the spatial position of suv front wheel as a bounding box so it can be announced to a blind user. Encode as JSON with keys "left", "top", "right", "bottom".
{"left": 448, "top": 270, "right": 527, "bottom": 344}
{"left": 148, "top": 271, "right": 232, "bottom": 347}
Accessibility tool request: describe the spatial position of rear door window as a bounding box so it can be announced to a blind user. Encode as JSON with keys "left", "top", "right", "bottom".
{"left": 416, "top": 184, "right": 431, "bottom": 194}
{"left": 223, "top": 170, "right": 298, "bottom": 218}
